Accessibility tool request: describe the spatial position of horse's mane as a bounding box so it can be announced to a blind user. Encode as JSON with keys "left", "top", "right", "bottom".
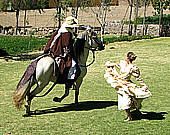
{"left": 74, "top": 34, "right": 86, "bottom": 59}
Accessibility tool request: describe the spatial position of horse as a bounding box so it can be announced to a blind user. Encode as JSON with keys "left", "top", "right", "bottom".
{"left": 13, "top": 26, "right": 105, "bottom": 114}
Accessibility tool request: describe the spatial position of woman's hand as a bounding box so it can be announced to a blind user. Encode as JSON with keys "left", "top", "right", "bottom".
{"left": 142, "top": 85, "right": 148, "bottom": 91}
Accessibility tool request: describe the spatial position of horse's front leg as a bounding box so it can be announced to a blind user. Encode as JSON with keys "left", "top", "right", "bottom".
{"left": 75, "top": 78, "right": 83, "bottom": 104}
{"left": 53, "top": 86, "right": 69, "bottom": 102}
{"left": 75, "top": 87, "right": 79, "bottom": 104}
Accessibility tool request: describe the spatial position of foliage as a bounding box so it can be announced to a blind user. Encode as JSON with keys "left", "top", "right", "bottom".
{"left": 0, "top": 34, "right": 157, "bottom": 56}
{"left": 124, "top": 14, "right": 170, "bottom": 25}
{"left": 0, "top": 37, "right": 169, "bottom": 134}
{"left": 53, "top": 0, "right": 71, "bottom": 24}
{"left": 102, "top": 34, "right": 156, "bottom": 44}
{"left": 0, "top": 0, "right": 46, "bottom": 11}
{"left": 0, "top": 0, "right": 45, "bottom": 35}
{"left": 0, "top": 36, "right": 48, "bottom": 55}
{"left": 0, "top": 34, "right": 157, "bottom": 55}
{"left": 151, "top": 0, "right": 170, "bottom": 14}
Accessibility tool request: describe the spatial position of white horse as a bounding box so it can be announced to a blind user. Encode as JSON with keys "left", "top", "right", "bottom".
{"left": 13, "top": 26, "right": 105, "bottom": 114}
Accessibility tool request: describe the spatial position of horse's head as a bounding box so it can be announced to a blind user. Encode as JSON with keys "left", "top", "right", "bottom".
{"left": 86, "top": 26, "right": 105, "bottom": 51}
{"left": 77, "top": 25, "right": 105, "bottom": 51}
{"left": 74, "top": 26, "right": 105, "bottom": 62}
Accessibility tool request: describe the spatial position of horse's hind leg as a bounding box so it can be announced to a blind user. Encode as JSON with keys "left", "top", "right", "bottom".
{"left": 24, "top": 86, "right": 38, "bottom": 114}
{"left": 25, "top": 81, "right": 49, "bottom": 114}
{"left": 24, "top": 99, "right": 31, "bottom": 114}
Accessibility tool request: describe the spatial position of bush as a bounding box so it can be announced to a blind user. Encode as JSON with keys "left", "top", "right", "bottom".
{"left": 0, "top": 36, "right": 48, "bottom": 55}
{"left": 102, "top": 35, "right": 155, "bottom": 44}
{"left": 0, "top": 35, "right": 156, "bottom": 56}
{"left": 124, "top": 14, "right": 170, "bottom": 25}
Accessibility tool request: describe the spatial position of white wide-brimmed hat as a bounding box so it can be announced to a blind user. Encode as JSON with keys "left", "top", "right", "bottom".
{"left": 62, "top": 16, "right": 78, "bottom": 28}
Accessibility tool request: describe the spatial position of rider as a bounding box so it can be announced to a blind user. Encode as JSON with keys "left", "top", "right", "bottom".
{"left": 43, "top": 16, "right": 81, "bottom": 87}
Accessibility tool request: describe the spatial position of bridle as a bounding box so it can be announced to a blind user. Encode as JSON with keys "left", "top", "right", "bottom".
{"left": 79, "top": 31, "right": 102, "bottom": 67}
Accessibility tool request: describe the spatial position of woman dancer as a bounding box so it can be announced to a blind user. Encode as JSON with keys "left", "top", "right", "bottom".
{"left": 104, "top": 52, "right": 152, "bottom": 122}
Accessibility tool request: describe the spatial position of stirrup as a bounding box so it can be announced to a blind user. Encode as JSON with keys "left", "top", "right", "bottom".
{"left": 69, "top": 83, "right": 77, "bottom": 90}
{"left": 72, "top": 83, "right": 77, "bottom": 90}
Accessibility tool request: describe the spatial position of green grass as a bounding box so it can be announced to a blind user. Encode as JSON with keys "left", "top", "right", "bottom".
{"left": 0, "top": 37, "right": 170, "bottom": 134}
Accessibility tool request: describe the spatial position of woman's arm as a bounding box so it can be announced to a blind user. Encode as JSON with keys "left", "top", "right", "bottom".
{"left": 132, "top": 66, "right": 148, "bottom": 90}
{"left": 105, "top": 61, "right": 120, "bottom": 69}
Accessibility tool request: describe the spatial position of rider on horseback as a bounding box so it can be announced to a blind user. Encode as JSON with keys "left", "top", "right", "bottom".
{"left": 43, "top": 16, "right": 81, "bottom": 88}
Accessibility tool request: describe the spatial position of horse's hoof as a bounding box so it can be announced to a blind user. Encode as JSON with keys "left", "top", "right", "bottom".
{"left": 75, "top": 102, "right": 81, "bottom": 105}
{"left": 23, "top": 112, "right": 31, "bottom": 117}
{"left": 53, "top": 97, "right": 61, "bottom": 102}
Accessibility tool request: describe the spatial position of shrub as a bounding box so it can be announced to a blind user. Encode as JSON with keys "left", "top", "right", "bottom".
{"left": 102, "top": 35, "right": 155, "bottom": 44}
{"left": 124, "top": 14, "right": 170, "bottom": 25}
{"left": 0, "top": 35, "right": 156, "bottom": 56}
{"left": 0, "top": 36, "right": 48, "bottom": 55}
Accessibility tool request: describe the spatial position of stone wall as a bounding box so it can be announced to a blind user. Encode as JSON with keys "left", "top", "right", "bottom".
{"left": 0, "top": 21, "right": 165, "bottom": 37}
{"left": 0, "top": 5, "right": 170, "bottom": 36}
{"left": 104, "top": 22, "right": 160, "bottom": 36}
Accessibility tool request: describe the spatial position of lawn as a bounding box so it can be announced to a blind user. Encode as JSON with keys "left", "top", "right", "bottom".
{"left": 0, "top": 37, "right": 169, "bottom": 134}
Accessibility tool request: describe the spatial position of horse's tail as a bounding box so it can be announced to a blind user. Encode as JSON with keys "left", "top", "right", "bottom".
{"left": 13, "top": 76, "right": 33, "bottom": 110}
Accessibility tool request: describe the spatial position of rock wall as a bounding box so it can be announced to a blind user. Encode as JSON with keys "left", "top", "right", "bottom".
{"left": 104, "top": 22, "right": 160, "bottom": 36}
{"left": 0, "top": 5, "right": 170, "bottom": 36}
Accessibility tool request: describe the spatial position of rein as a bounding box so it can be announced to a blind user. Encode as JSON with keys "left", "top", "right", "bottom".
{"left": 79, "top": 49, "right": 95, "bottom": 67}
{"left": 78, "top": 32, "right": 98, "bottom": 68}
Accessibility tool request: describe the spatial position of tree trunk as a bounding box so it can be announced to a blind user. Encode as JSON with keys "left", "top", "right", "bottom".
{"left": 57, "top": 0, "right": 61, "bottom": 28}
{"left": 75, "top": 0, "right": 79, "bottom": 18}
{"left": 100, "top": 1, "right": 104, "bottom": 43}
{"left": 16, "top": 9, "right": 19, "bottom": 35}
{"left": 24, "top": 9, "right": 27, "bottom": 35}
{"left": 143, "top": 0, "right": 146, "bottom": 35}
{"left": 75, "top": 0, "right": 79, "bottom": 33}
{"left": 128, "top": 0, "right": 133, "bottom": 36}
{"left": 121, "top": 5, "right": 129, "bottom": 36}
{"left": 134, "top": 0, "right": 138, "bottom": 36}
{"left": 159, "top": 1, "right": 163, "bottom": 36}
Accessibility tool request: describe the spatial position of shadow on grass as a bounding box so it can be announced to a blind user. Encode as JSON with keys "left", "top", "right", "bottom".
{"left": 23, "top": 101, "right": 118, "bottom": 117}
{"left": 1, "top": 53, "right": 42, "bottom": 61}
{"left": 131, "top": 110, "right": 168, "bottom": 121}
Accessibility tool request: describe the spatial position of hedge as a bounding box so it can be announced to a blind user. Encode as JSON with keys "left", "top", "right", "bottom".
{"left": 0, "top": 35, "right": 156, "bottom": 56}
{"left": 0, "top": 36, "right": 48, "bottom": 55}
{"left": 124, "top": 14, "right": 170, "bottom": 25}
{"left": 102, "top": 35, "right": 155, "bottom": 44}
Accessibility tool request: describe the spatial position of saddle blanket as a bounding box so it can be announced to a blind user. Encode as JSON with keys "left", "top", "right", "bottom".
{"left": 16, "top": 54, "right": 49, "bottom": 90}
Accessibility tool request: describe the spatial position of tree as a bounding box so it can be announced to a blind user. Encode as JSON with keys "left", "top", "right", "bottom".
{"left": 120, "top": 4, "right": 129, "bottom": 36}
{"left": 127, "top": 0, "right": 151, "bottom": 36}
{"left": 151, "top": 0, "right": 170, "bottom": 36}
{"left": 52, "top": 0, "right": 118, "bottom": 41}
{"left": 0, "top": 0, "right": 45, "bottom": 35}
{"left": 133, "top": 0, "right": 140, "bottom": 36}
{"left": 51, "top": 0, "right": 71, "bottom": 28}
{"left": 143, "top": 0, "right": 147, "bottom": 35}
{"left": 141, "top": 0, "right": 151, "bottom": 35}
{"left": 52, "top": 0, "right": 93, "bottom": 28}
{"left": 127, "top": 0, "right": 133, "bottom": 36}
{"left": 90, "top": 0, "right": 117, "bottom": 42}
{"left": 151, "top": 0, "right": 169, "bottom": 15}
